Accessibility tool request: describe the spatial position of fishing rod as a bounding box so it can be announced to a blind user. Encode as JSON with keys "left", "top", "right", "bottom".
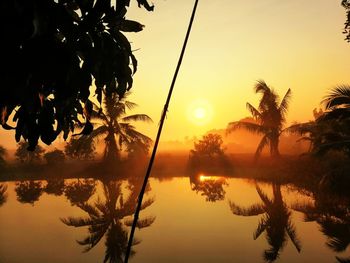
{"left": 124, "top": 0, "right": 200, "bottom": 262}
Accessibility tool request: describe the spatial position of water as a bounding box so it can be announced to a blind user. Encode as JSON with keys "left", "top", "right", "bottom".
{"left": 0, "top": 175, "right": 349, "bottom": 263}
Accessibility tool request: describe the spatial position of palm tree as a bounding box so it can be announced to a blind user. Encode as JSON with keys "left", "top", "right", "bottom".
{"left": 229, "top": 183, "right": 301, "bottom": 262}
{"left": 78, "top": 92, "right": 152, "bottom": 162}
{"left": 292, "top": 192, "right": 350, "bottom": 259}
{"left": 227, "top": 81, "right": 291, "bottom": 160}
{"left": 0, "top": 184, "right": 8, "bottom": 207}
{"left": 287, "top": 86, "right": 350, "bottom": 156}
{"left": 61, "top": 179, "right": 155, "bottom": 262}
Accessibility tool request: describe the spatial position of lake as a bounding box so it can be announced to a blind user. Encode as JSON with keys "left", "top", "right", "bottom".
{"left": 0, "top": 174, "right": 349, "bottom": 263}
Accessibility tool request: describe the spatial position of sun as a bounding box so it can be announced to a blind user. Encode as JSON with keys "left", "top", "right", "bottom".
{"left": 187, "top": 99, "right": 213, "bottom": 126}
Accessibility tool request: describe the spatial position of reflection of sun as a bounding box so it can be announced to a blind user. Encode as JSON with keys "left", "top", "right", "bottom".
{"left": 187, "top": 99, "right": 213, "bottom": 126}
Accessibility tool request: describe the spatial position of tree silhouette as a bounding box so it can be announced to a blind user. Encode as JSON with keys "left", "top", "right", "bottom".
{"left": 0, "top": 146, "right": 7, "bottom": 167}
{"left": 44, "top": 179, "right": 65, "bottom": 196}
{"left": 15, "top": 181, "right": 43, "bottom": 205}
{"left": 287, "top": 86, "right": 350, "bottom": 156}
{"left": 190, "top": 175, "right": 228, "bottom": 202}
{"left": 64, "top": 136, "right": 96, "bottom": 160}
{"left": 0, "top": 0, "right": 154, "bottom": 150}
{"left": 15, "top": 141, "right": 45, "bottom": 163}
{"left": 64, "top": 179, "right": 96, "bottom": 206}
{"left": 61, "top": 179, "right": 155, "bottom": 262}
{"left": 227, "top": 81, "right": 291, "bottom": 160}
{"left": 76, "top": 92, "right": 152, "bottom": 162}
{"left": 44, "top": 149, "right": 65, "bottom": 165}
{"left": 0, "top": 184, "right": 8, "bottom": 207}
{"left": 188, "top": 133, "right": 230, "bottom": 172}
{"left": 293, "top": 191, "right": 350, "bottom": 261}
{"left": 230, "top": 183, "right": 301, "bottom": 262}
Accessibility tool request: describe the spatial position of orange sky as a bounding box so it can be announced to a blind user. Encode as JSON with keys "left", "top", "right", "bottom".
{"left": 126, "top": 0, "right": 350, "bottom": 140}
{"left": 1, "top": 0, "right": 350, "bottom": 150}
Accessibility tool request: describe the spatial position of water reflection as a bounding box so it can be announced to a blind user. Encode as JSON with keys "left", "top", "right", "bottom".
{"left": 15, "top": 181, "right": 43, "bottom": 205}
{"left": 61, "top": 178, "right": 155, "bottom": 262}
{"left": 189, "top": 174, "right": 228, "bottom": 202}
{"left": 0, "top": 183, "right": 8, "bottom": 206}
{"left": 44, "top": 179, "right": 65, "bottom": 196}
{"left": 293, "top": 191, "right": 350, "bottom": 262}
{"left": 64, "top": 179, "right": 96, "bottom": 206}
{"left": 230, "top": 183, "right": 301, "bottom": 262}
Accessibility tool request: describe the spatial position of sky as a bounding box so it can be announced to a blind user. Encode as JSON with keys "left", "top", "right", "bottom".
{"left": 1, "top": 0, "right": 350, "bottom": 150}
{"left": 124, "top": 0, "right": 350, "bottom": 141}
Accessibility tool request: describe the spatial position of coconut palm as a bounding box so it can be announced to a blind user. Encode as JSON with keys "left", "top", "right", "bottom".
{"left": 61, "top": 179, "right": 155, "bottom": 262}
{"left": 227, "top": 81, "right": 291, "bottom": 160}
{"left": 229, "top": 183, "right": 301, "bottom": 262}
{"left": 0, "top": 184, "right": 8, "bottom": 207}
{"left": 292, "top": 192, "right": 350, "bottom": 258}
{"left": 287, "top": 86, "right": 350, "bottom": 156}
{"left": 78, "top": 92, "right": 152, "bottom": 162}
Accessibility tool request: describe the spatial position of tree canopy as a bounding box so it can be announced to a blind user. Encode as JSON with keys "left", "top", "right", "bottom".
{"left": 0, "top": 0, "right": 153, "bottom": 150}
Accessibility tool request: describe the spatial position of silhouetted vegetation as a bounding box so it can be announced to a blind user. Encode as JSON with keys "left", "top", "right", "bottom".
{"left": 189, "top": 175, "right": 228, "bottom": 202}
{"left": 230, "top": 183, "right": 301, "bottom": 262}
{"left": 74, "top": 92, "right": 152, "bottom": 162}
{"left": 288, "top": 86, "right": 350, "bottom": 157}
{"left": 15, "top": 181, "right": 43, "bottom": 205}
{"left": 293, "top": 189, "right": 350, "bottom": 262}
{"left": 44, "top": 149, "right": 65, "bottom": 165}
{"left": 44, "top": 179, "right": 65, "bottom": 196}
{"left": 15, "top": 141, "right": 45, "bottom": 163}
{"left": 0, "top": 0, "right": 153, "bottom": 150}
{"left": 0, "top": 184, "right": 8, "bottom": 207}
{"left": 64, "top": 179, "right": 96, "bottom": 206}
{"left": 227, "top": 81, "right": 291, "bottom": 160}
{"left": 64, "top": 137, "right": 96, "bottom": 160}
{"left": 61, "top": 178, "right": 155, "bottom": 262}
{"left": 188, "top": 133, "right": 231, "bottom": 173}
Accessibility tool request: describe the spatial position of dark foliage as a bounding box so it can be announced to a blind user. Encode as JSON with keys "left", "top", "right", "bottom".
{"left": 44, "top": 149, "right": 65, "bottom": 164}
{"left": 15, "top": 181, "right": 43, "bottom": 205}
{"left": 0, "top": 0, "right": 153, "bottom": 150}
{"left": 15, "top": 141, "right": 45, "bottom": 163}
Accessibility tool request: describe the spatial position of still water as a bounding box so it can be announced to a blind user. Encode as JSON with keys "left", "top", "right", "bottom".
{"left": 0, "top": 175, "right": 349, "bottom": 263}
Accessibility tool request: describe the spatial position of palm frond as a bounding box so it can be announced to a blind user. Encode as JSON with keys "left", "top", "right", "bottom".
{"left": 227, "top": 121, "right": 266, "bottom": 135}
{"left": 124, "top": 216, "right": 156, "bottom": 228}
{"left": 246, "top": 103, "right": 262, "bottom": 120}
{"left": 229, "top": 201, "right": 265, "bottom": 216}
{"left": 125, "top": 100, "right": 138, "bottom": 110}
{"left": 322, "top": 85, "right": 350, "bottom": 110}
{"left": 122, "top": 114, "right": 153, "bottom": 123}
{"left": 256, "top": 185, "right": 273, "bottom": 207}
{"left": 283, "top": 122, "right": 314, "bottom": 136}
{"left": 254, "top": 80, "right": 270, "bottom": 94}
{"left": 286, "top": 222, "right": 302, "bottom": 252}
{"left": 60, "top": 216, "right": 94, "bottom": 227}
{"left": 253, "top": 217, "right": 267, "bottom": 239}
{"left": 279, "top": 88, "right": 292, "bottom": 121}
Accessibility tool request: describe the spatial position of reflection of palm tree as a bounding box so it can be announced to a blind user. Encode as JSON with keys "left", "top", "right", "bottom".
{"left": 0, "top": 184, "right": 8, "bottom": 206}
{"left": 79, "top": 92, "right": 152, "bottom": 162}
{"left": 15, "top": 181, "right": 43, "bottom": 205}
{"left": 190, "top": 175, "right": 228, "bottom": 202}
{"left": 61, "top": 179, "right": 155, "bottom": 262}
{"left": 227, "top": 81, "right": 291, "bottom": 160}
{"left": 230, "top": 184, "right": 301, "bottom": 262}
{"left": 64, "top": 179, "right": 96, "bottom": 206}
{"left": 293, "top": 192, "right": 350, "bottom": 260}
